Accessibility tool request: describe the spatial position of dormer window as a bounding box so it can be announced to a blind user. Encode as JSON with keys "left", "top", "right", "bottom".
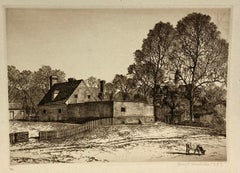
{"left": 52, "top": 90, "right": 59, "bottom": 100}
{"left": 87, "top": 95, "right": 91, "bottom": 99}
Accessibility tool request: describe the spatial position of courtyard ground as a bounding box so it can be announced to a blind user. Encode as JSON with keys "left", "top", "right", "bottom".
{"left": 9, "top": 121, "right": 226, "bottom": 164}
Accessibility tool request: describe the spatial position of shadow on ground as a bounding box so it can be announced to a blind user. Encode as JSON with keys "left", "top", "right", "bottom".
{"left": 167, "top": 152, "right": 201, "bottom": 156}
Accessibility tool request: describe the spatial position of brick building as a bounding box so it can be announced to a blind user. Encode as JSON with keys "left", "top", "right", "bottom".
{"left": 38, "top": 76, "right": 154, "bottom": 124}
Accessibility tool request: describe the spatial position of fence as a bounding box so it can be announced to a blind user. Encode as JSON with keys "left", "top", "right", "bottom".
{"left": 10, "top": 132, "right": 29, "bottom": 144}
{"left": 39, "top": 118, "right": 113, "bottom": 141}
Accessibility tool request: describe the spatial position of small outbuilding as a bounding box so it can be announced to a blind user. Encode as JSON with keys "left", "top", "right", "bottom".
{"left": 9, "top": 103, "right": 28, "bottom": 120}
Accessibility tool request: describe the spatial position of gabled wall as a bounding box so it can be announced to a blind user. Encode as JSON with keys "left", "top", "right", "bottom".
{"left": 66, "top": 82, "right": 99, "bottom": 104}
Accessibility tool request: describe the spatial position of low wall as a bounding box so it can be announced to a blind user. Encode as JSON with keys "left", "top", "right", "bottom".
{"left": 10, "top": 132, "right": 29, "bottom": 144}
{"left": 39, "top": 118, "right": 113, "bottom": 140}
{"left": 113, "top": 102, "right": 154, "bottom": 124}
{"left": 67, "top": 101, "right": 113, "bottom": 119}
{"left": 38, "top": 104, "right": 68, "bottom": 121}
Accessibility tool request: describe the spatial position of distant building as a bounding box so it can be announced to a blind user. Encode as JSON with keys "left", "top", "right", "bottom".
{"left": 37, "top": 76, "right": 154, "bottom": 124}
{"left": 9, "top": 103, "right": 27, "bottom": 120}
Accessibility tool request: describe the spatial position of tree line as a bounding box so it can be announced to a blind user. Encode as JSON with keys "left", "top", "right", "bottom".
{"left": 8, "top": 65, "right": 66, "bottom": 115}
{"left": 127, "top": 12, "right": 227, "bottom": 122}
{"left": 8, "top": 13, "right": 228, "bottom": 124}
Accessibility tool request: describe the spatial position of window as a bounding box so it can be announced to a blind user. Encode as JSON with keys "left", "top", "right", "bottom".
{"left": 52, "top": 90, "right": 59, "bottom": 100}
{"left": 21, "top": 111, "right": 24, "bottom": 116}
{"left": 121, "top": 107, "right": 126, "bottom": 112}
{"left": 88, "top": 95, "right": 91, "bottom": 99}
{"left": 43, "top": 110, "right": 46, "bottom": 114}
{"left": 74, "top": 94, "right": 78, "bottom": 98}
{"left": 58, "top": 109, "right": 62, "bottom": 113}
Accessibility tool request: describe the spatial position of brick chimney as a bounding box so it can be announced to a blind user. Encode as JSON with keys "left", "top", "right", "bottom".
{"left": 49, "top": 75, "right": 58, "bottom": 89}
{"left": 68, "top": 78, "right": 76, "bottom": 82}
{"left": 98, "top": 80, "right": 105, "bottom": 100}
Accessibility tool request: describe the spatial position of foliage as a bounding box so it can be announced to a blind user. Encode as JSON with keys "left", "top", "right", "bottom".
{"left": 85, "top": 76, "right": 100, "bottom": 88}
{"left": 197, "top": 84, "right": 226, "bottom": 108}
{"left": 170, "top": 13, "right": 228, "bottom": 121}
{"left": 112, "top": 74, "right": 136, "bottom": 101}
{"left": 128, "top": 22, "right": 176, "bottom": 118}
{"left": 8, "top": 65, "right": 66, "bottom": 114}
{"left": 8, "top": 12, "right": 228, "bottom": 126}
{"left": 104, "top": 82, "right": 117, "bottom": 101}
{"left": 161, "top": 85, "right": 182, "bottom": 123}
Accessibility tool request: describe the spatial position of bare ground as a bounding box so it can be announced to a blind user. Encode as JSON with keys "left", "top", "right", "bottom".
{"left": 9, "top": 121, "right": 226, "bottom": 164}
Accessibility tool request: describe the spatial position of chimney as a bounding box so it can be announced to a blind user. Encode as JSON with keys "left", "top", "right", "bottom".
{"left": 98, "top": 80, "right": 105, "bottom": 100}
{"left": 100, "top": 80, "right": 105, "bottom": 93}
{"left": 174, "top": 70, "right": 180, "bottom": 87}
{"left": 68, "top": 78, "right": 76, "bottom": 82}
{"left": 50, "top": 75, "right": 58, "bottom": 89}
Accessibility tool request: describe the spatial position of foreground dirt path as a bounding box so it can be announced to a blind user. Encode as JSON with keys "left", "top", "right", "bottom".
{"left": 10, "top": 122, "right": 226, "bottom": 164}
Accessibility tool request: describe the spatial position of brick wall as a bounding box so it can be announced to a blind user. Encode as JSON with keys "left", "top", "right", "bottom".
{"left": 38, "top": 104, "right": 68, "bottom": 121}
{"left": 113, "top": 102, "right": 154, "bottom": 124}
{"left": 67, "top": 101, "right": 113, "bottom": 119}
{"left": 113, "top": 102, "right": 153, "bottom": 117}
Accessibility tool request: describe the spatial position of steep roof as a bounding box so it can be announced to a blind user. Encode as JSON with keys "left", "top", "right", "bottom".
{"left": 38, "top": 80, "right": 82, "bottom": 106}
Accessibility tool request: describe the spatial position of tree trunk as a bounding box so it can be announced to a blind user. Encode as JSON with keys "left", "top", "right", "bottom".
{"left": 189, "top": 87, "right": 194, "bottom": 122}
{"left": 170, "top": 108, "right": 174, "bottom": 124}
{"left": 153, "top": 96, "right": 157, "bottom": 122}
{"left": 153, "top": 86, "right": 158, "bottom": 122}
{"left": 189, "top": 98, "right": 193, "bottom": 121}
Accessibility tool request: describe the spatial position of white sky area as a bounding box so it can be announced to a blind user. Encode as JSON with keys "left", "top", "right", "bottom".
{"left": 6, "top": 8, "right": 230, "bottom": 82}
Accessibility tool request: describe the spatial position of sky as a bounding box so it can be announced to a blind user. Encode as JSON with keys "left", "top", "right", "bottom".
{"left": 6, "top": 8, "right": 230, "bottom": 82}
